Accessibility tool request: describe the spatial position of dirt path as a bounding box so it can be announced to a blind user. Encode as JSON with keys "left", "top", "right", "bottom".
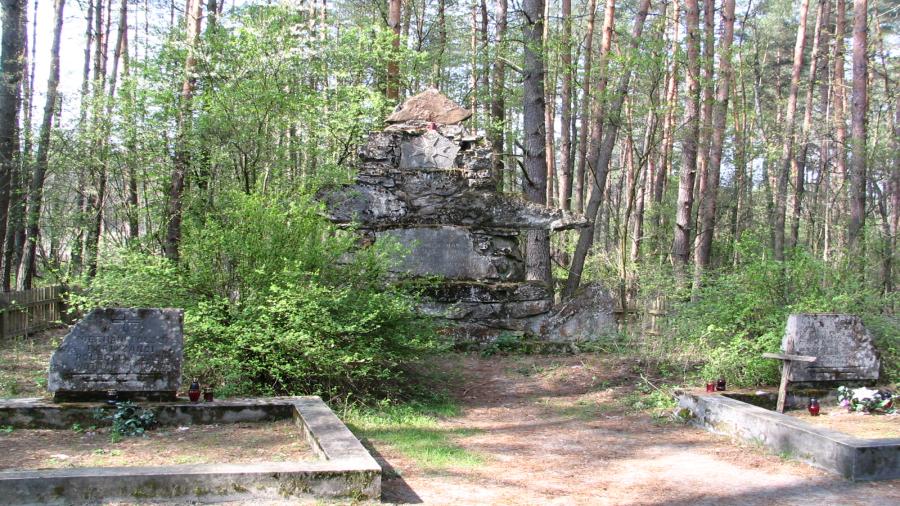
{"left": 372, "top": 354, "right": 900, "bottom": 506}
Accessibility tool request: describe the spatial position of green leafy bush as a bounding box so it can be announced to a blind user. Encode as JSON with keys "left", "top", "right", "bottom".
{"left": 68, "top": 251, "right": 193, "bottom": 312}
{"left": 77, "top": 191, "right": 437, "bottom": 401}
{"left": 642, "top": 233, "right": 898, "bottom": 387}
{"left": 94, "top": 401, "right": 157, "bottom": 441}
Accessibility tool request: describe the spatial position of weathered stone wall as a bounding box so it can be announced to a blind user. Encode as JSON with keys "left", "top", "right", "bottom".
{"left": 320, "top": 90, "right": 614, "bottom": 340}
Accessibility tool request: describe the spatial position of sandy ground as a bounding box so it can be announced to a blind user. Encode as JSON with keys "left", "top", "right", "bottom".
{"left": 369, "top": 354, "right": 900, "bottom": 506}
{"left": 785, "top": 407, "right": 900, "bottom": 438}
{"left": 0, "top": 420, "right": 315, "bottom": 469}
{"left": 4, "top": 335, "right": 898, "bottom": 505}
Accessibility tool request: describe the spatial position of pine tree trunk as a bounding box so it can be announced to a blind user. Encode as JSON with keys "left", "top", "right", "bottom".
{"left": 164, "top": 0, "right": 202, "bottom": 261}
{"left": 435, "top": 0, "right": 446, "bottom": 88}
{"left": 490, "top": 0, "right": 507, "bottom": 190}
{"left": 790, "top": 0, "right": 828, "bottom": 251}
{"left": 692, "top": 0, "right": 736, "bottom": 294}
{"left": 17, "top": 0, "right": 64, "bottom": 290}
{"left": 522, "top": 0, "right": 552, "bottom": 286}
{"left": 831, "top": 0, "right": 847, "bottom": 257}
{"left": 847, "top": 0, "right": 866, "bottom": 251}
{"left": 386, "top": 0, "right": 401, "bottom": 100}
{"left": 774, "top": 0, "right": 811, "bottom": 261}
{"left": 672, "top": 0, "right": 701, "bottom": 272}
{"left": 565, "top": 0, "right": 651, "bottom": 297}
{"left": 0, "top": 0, "right": 26, "bottom": 290}
{"left": 651, "top": 0, "right": 679, "bottom": 254}
{"left": 543, "top": 0, "right": 557, "bottom": 208}
{"left": 693, "top": 0, "right": 715, "bottom": 248}
{"left": 573, "top": 0, "right": 596, "bottom": 214}
{"left": 888, "top": 94, "right": 899, "bottom": 292}
{"left": 558, "top": 0, "right": 573, "bottom": 210}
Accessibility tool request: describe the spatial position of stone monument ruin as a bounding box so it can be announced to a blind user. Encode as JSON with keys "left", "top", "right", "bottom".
{"left": 321, "top": 89, "right": 615, "bottom": 340}
{"left": 48, "top": 308, "right": 184, "bottom": 401}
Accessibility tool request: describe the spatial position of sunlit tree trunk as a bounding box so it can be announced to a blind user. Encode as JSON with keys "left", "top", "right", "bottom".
{"left": 565, "top": 0, "right": 651, "bottom": 297}
{"left": 573, "top": 0, "right": 596, "bottom": 214}
{"left": 558, "top": 0, "right": 573, "bottom": 210}
{"left": 774, "top": 0, "right": 810, "bottom": 261}
{"left": 672, "top": 0, "right": 701, "bottom": 273}
{"left": 543, "top": 0, "right": 556, "bottom": 207}
{"left": 829, "top": 0, "right": 848, "bottom": 259}
{"left": 790, "top": 0, "right": 828, "bottom": 251}
{"left": 847, "top": 0, "right": 866, "bottom": 252}
{"left": 522, "top": 0, "right": 552, "bottom": 286}
{"left": 17, "top": 0, "right": 64, "bottom": 290}
{"left": 651, "top": 0, "right": 679, "bottom": 256}
{"left": 386, "top": 0, "right": 401, "bottom": 101}
{"left": 164, "top": 0, "right": 203, "bottom": 261}
{"left": 692, "top": 0, "right": 735, "bottom": 295}
{"left": 693, "top": 0, "right": 715, "bottom": 245}
{"left": 490, "top": 0, "right": 507, "bottom": 190}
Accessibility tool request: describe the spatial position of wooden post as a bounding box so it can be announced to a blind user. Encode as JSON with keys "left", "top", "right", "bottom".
{"left": 761, "top": 352, "right": 817, "bottom": 413}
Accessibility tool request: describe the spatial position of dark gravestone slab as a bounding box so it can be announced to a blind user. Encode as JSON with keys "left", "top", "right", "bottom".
{"left": 783, "top": 313, "right": 881, "bottom": 383}
{"left": 48, "top": 308, "right": 184, "bottom": 401}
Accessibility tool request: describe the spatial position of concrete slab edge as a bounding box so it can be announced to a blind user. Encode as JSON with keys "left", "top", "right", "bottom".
{"left": 677, "top": 391, "right": 900, "bottom": 481}
{"left": 0, "top": 396, "right": 381, "bottom": 504}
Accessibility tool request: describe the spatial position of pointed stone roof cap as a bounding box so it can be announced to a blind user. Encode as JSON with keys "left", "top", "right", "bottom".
{"left": 386, "top": 88, "right": 472, "bottom": 125}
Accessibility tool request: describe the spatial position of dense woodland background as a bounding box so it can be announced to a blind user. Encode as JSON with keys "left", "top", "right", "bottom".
{"left": 0, "top": 0, "right": 896, "bottom": 398}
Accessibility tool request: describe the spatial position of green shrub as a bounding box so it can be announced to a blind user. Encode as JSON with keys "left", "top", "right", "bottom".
{"left": 68, "top": 251, "right": 193, "bottom": 313}
{"left": 646, "top": 234, "right": 898, "bottom": 387}
{"left": 77, "top": 191, "right": 437, "bottom": 401}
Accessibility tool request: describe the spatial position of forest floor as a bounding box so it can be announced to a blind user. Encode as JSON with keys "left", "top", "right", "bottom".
{"left": 3, "top": 331, "right": 899, "bottom": 505}
{"left": 359, "top": 353, "right": 900, "bottom": 506}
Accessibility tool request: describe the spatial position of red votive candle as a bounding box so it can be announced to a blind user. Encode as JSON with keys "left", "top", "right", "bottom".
{"left": 808, "top": 397, "right": 820, "bottom": 416}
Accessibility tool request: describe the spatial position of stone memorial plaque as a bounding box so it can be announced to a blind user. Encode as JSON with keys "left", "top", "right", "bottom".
{"left": 377, "top": 226, "right": 524, "bottom": 281}
{"left": 48, "top": 308, "right": 184, "bottom": 401}
{"left": 783, "top": 313, "right": 880, "bottom": 383}
{"left": 400, "top": 131, "right": 459, "bottom": 169}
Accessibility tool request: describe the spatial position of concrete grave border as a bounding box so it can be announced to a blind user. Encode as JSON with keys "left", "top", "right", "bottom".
{"left": 0, "top": 396, "right": 380, "bottom": 504}
{"left": 677, "top": 390, "right": 900, "bottom": 481}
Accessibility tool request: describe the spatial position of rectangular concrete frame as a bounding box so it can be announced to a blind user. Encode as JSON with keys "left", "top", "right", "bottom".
{"left": 0, "top": 396, "right": 380, "bottom": 504}
{"left": 677, "top": 391, "right": 900, "bottom": 481}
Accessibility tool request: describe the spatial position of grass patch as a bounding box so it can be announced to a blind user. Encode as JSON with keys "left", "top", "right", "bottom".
{"left": 0, "top": 329, "right": 61, "bottom": 398}
{"left": 344, "top": 398, "right": 484, "bottom": 471}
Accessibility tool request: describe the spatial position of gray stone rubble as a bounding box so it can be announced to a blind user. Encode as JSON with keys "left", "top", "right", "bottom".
{"left": 321, "top": 90, "right": 616, "bottom": 340}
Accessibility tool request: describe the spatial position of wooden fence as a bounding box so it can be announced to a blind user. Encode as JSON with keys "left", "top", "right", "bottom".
{"left": 613, "top": 294, "right": 669, "bottom": 336}
{"left": 0, "top": 285, "right": 65, "bottom": 339}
